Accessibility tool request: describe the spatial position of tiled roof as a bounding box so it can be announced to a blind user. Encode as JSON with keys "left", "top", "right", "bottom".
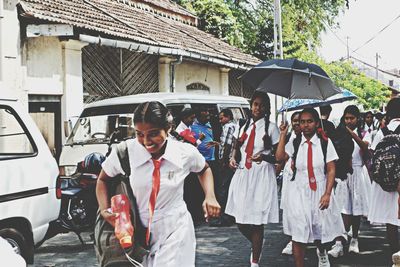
{"left": 19, "top": 0, "right": 261, "bottom": 68}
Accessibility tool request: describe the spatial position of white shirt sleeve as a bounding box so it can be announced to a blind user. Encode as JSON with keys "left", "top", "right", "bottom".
{"left": 185, "top": 144, "right": 206, "bottom": 173}
{"left": 269, "top": 123, "right": 280, "bottom": 145}
{"left": 101, "top": 147, "right": 124, "bottom": 177}
{"left": 326, "top": 139, "right": 339, "bottom": 163}
{"left": 371, "top": 129, "right": 383, "bottom": 150}
{"left": 285, "top": 139, "right": 294, "bottom": 158}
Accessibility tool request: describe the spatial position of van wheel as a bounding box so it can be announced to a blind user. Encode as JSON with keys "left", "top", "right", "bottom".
{"left": 0, "top": 228, "right": 32, "bottom": 262}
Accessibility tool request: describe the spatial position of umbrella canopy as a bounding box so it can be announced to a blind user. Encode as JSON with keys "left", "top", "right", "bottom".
{"left": 278, "top": 89, "right": 357, "bottom": 112}
{"left": 241, "top": 58, "right": 342, "bottom": 100}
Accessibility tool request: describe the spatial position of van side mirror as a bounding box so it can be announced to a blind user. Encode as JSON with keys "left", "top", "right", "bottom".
{"left": 64, "top": 120, "right": 71, "bottom": 138}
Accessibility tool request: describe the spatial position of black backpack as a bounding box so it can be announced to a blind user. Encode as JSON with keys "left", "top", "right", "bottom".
{"left": 372, "top": 125, "right": 400, "bottom": 192}
{"left": 330, "top": 124, "right": 354, "bottom": 180}
{"left": 94, "top": 141, "right": 148, "bottom": 267}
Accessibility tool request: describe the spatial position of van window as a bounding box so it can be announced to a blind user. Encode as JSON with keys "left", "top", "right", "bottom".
{"left": 0, "top": 106, "right": 36, "bottom": 156}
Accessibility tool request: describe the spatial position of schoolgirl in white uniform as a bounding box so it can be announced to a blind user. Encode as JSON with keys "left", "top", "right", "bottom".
{"left": 328, "top": 105, "right": 372, "bottom": 257}
{"left": 226, "top": 91, "right": 280, "bottom": 267}
{"left": 96, "top": 101, "right": 221, "bottom": 267}
{"left": 281, "top": 111, "right": 301, "bottom": 255}
{"left": 368, "top": 98, "right": 400, "bottom": 257}
{"left": 276, "top": 108, "right": 344, "bottom": 267}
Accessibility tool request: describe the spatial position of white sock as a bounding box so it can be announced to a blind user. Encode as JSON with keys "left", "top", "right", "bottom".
{"left": 335, "top": 240, "right": 342, "bottom": 246}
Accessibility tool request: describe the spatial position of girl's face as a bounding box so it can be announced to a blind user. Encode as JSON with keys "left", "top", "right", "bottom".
{"left": 135, "top": 122, "right": 168, "bottom": 156}
{"left": 365, "top": 114, "right": 373, "bottom": 125}
{"left": 251, "top": 96, "right": 267, "bottom": 121}
{"left": 291, "top": 114, "right": 301, "bottom": 134}
{"left": 300, "top": 112, "right": 318, "bottom": 137}
{"left": 344, "top": 113, "right": 358, "bottom": 130}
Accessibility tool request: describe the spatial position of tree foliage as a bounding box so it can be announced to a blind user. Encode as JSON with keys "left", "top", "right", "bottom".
{"left": 173, "top": 0, "right": 388, "bottom": 110}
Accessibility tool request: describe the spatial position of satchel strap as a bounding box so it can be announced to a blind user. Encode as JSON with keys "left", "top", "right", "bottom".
{"left": 116, "top": 141, "right": 131, "bottom": 177}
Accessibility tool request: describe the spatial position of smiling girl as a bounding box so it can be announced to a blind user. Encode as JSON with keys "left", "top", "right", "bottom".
{"left": 276, "top": 108, "right": 344, "bottom": 267}
{"left": 96, "top": 101, "right": 220, "bottom": 267}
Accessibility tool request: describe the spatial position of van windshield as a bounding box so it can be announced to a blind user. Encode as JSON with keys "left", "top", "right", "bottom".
{"left": 66, "top": 104, "right": 137, "bottom": 145}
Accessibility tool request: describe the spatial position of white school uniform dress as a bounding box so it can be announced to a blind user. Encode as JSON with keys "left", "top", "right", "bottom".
{"left": 102, "top": 138, "right": 206, "bottom": 267}
{"left": 368, "top": 119, "right": 400, "bottom": 226}
{"left": 281, "top": 132, "right": 296, "bottom": 233}
{"left": 225, "top": 119, "right": 280, "bottom": 225}
{"left": 284, "top": 134, "right": 345, "bottom": 244}
{"left": 336, "top": 128, "right": 372, "bottom": 216}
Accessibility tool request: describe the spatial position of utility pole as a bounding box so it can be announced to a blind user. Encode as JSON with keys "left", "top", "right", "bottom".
{"left": 346, "top": 36, "right": 350, "bottom": 60}
{"left": 375, "top": 52, "right": 380, "bottom": 80}
{"left": 273, "top": 0, "right": 283, "bottom": 122}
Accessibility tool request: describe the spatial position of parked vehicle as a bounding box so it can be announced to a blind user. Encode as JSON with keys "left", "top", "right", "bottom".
{"left": 59, "top": 92, "right": 250, "bottom": 178}
{"left": 55, "top": 152, "right": 105, "bottom": 244}
{"left": 0, "top": 90, "right": 60, "bottom": 264}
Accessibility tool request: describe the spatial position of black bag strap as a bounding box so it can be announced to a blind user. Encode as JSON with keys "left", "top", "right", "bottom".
{"left": 116, "top": 141, "right": 131, "bottom": 177}
{"left": 114, "top": 141, "right": 148, "bottom": 250}
{"left": 291, "top": 136, "right": 328, "bottom": 181}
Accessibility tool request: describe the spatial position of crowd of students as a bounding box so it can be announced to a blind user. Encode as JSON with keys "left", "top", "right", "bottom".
{"left": 96, "top": 92, "right": 400, "bottom": 267}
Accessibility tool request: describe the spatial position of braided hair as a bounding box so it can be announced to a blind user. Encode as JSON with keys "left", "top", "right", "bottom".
{"left": 239, "top": 91, "right": 272, "bottom": 150}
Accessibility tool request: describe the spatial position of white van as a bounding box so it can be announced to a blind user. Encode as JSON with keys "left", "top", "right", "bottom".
{"left": 0, "top": 91, "right": 60, "bottom": 263}
{"left": 59, "top": 92, "right": 250, "bottom": 176}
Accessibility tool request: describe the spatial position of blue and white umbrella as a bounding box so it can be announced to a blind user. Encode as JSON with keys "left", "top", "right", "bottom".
{"left": 278, "top": 89, "right": 357, "bottom": 112}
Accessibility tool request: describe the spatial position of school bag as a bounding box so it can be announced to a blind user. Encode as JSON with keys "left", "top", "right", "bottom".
{"left": 94, "top": 141, "right": 148, "bottom": 267}
{"left": 330, "top": 124, "right": 354, "bottom": 180}
{"left": 371, "top": 125, "right": 400, "bottom": 192}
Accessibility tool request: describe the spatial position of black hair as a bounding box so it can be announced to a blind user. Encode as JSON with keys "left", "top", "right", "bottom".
{"left": 220, "top": 108, "right": 234, "bottom": 120}
{"left": 180, "top": 108, "right": 195, "bottom": 119}
{"left": 341, "top": 105, "right": 363, "bottom": 137}
{"left": 291, "top": 111, "right": 301, "bottom": 122}
{"left": 134, "top": 101, "right": 173, "bottom": 130}
{"left": 363, "top": 111, "right": 375, "bottom": 130}
{"left": 319, "top": 105, "right": 332, "bottom": 116}
{"left": 386, "top": 97, "right": 400, "bottom": 122}
{"left": 195, "top": 107, "right": 208, "bottom": 119}
{"left": 240, "top": 91, "right": 272, "bottom": 149}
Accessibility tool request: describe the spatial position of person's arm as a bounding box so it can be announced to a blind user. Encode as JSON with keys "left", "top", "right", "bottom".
{"left": 276, "top": 122, "right": 289, "bottom": 162}
{"left": 319, "top": 161, "right": 336, "bottom": 210}
{"left": 96, "top": 170, "right": 119, "bottom": 227}
{"left": 197, "top": 164, "right": 221, "bottom": 219}
{"left": 346, "top": 127, "right": 369, "bottom": 153}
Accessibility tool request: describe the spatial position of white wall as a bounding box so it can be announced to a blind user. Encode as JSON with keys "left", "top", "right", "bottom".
{"left": 175, "top": 61, "right": 229, "bottom": 95}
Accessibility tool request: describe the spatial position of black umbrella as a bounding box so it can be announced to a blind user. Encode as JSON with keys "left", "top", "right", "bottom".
{"left": 241, "top": 58, "right": 341, "bottom": 100}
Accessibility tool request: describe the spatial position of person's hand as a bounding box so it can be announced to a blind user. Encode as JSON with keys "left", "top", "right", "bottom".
{"left": 199, "top": 132, "right": 206, "bottom": 141}
{"left": 279, "top": 121, "right": 289, "bottom": 135}
{"left": 319, "top": 193, "right": 330, "bottom": 210}
{"left": 229, "top": 158, "right": 238, "bottom": 169}
{"left": 202, "top": 196, "right": 221, "bottom": 221}
{"left": 206, "top": 141, "right": 219, "bottom": 148}
{"left": 251, "top": 153, "right": 262, "bottom": 163}
{"left": 100, "top": 208, "right": 119, "bottom": 227}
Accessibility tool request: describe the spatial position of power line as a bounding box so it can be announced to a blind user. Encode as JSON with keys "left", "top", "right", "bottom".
{"left": 353, "top": 13, "right": 400, "bottom": 53}
{"left": 350, "top": 56, "right": 400, "bottom": 78}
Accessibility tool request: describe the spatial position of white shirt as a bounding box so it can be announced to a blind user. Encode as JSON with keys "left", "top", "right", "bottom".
{"left": 352, "top": 128, "right": 372, "bottom": 166}
{"left": 102, "top": 138, "right": 206, "bottom": 225}
{"left": 371, "top": 119, "right": 400, "bottom": 150}
{"left": 285, "top": 133, "right": 338, "bottom": 182}
{"left": 175, "top": 121, "right": 201, "bottom": 145}
{"left": 237, "top": 119, "right": 279, "bottom": 166}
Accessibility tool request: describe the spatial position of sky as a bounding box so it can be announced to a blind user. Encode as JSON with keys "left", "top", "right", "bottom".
{"left": 319, "top": 0, "right": 400, "bottom": 71}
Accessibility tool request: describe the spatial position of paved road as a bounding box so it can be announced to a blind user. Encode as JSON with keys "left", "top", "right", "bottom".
{"left": 30, "top": 219, "right": 393, "bottom": 267}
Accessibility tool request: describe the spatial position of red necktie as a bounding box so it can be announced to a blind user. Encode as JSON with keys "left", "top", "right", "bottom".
{"left": 306, "top": 140, "right": 317, "bottom": 191}
{"left": 245, "top": 123, "right": 256, "bottom": 169}
{"left": 146, "top": 159, "right": 161, "bottom": 245}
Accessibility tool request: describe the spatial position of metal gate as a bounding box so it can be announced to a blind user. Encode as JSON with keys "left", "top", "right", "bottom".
{"left": 82, "top": 45, "right": 159, "bottom": 103}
